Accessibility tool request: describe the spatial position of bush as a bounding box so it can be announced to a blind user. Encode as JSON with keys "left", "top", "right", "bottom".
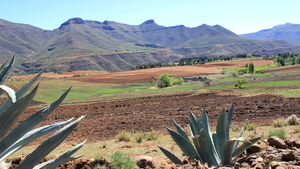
{"left": 269, "top": 129, "right": 287, "bottom": 139}
{"left": 272, "top": 118, "right": 287, "bottom": 127}
{"left": 158, "top": 74, "right": 173, "bottom": 88}
{"left": 116, "top": 130, "right": 131, "bottom": 142}
{"left": 235, "top": 79, "right": 248, "bottom": 88}
{"left": 244, "top": 121, "right": 257, "bottom": 131}
{"left": 286, "top": 114, "right": 299, "bottom": 125}
{"left": 133, "top": 131, "right": 145, "bottom": 143}
{"left": 157, "top": 73, "right": 184, "bottom": 88}
{"left": 145, "top": 130, "right": 160, "bottom": 141}
{"left": 111, "top": 151, "right": 135, "bottom": 169}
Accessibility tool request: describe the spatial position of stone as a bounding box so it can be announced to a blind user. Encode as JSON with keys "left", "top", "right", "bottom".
{"left": 135, "top": 155, "right": 156, "bottom": 168}
{"left": 247, "top": 144, "right": 261, "bottom": 154}
{"left": 282, "top": 151, "right": 296, "bottom": 161}
{"left": 294, "top": 139, "right": 300, "bottom": 148}
{"left": 267, "top": 136, "right": 288, "bottom": 149}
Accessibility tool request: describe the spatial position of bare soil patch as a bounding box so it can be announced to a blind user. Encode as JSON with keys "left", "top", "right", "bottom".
{"left": 22, "top": 91, "right": 300, "bottom": 144}
{"left": 66, "top": 59, "right": 274, "bottom": 84}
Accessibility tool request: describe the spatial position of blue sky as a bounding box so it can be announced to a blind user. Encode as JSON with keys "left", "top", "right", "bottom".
{"left": 1, "top": 0, "right": 299, "bottom": 34}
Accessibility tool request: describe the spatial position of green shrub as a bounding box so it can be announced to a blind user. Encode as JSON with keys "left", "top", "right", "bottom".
{"left": 269, "top": 129, "right": 287, "bottom": 139}
{"left": 157, "top": 74, "right": 173, "bottom": 88}
{"left": 157, "top": 73, "right": 184, "bottom": 88}
{"left": 145, "top": 130, "right": 160, "bottom": 141}
{"left": 158, "top": 104, "right": 261, "bottom": 167}
{"left": 0, "top": 57, "right": 84, "bottom": 168}
{"left": 272, "top": 118, "right": 287, "bottom": 128}
{"left": 116, "top": 131, "right": 131, "bottom": 142}
{"left": 243, "top": 121, "right": 257, "bottom": 131}
{"left": 111, "top": 151, "right": 135, "bottom": 169}
{"left": 235, "top": 79, "right": 248, "bottom": 88}
{"left": 286, "top": 114, "right": 299, "bottom": 125}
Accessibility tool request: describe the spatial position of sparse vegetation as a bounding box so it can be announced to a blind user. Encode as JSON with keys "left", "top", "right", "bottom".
{"left": 269, "top": 129, "right": 287, "bottom": 139}
{"left": 110, "top": 151, "right": 135, "bottom": 169}
{"left": 286, "top": 114, "right": 300, "bottom": 125}
{"left": 244, "top": 121, "right": 257, "bottom": 131}
{"left": 116, "top": 131, "right": 131, "bottom": 142}
{"left": 145, "top": 130, "right": 160, "bottom": 141}
{"left": 272, "top": 118, "right": 287, "bottom": 128}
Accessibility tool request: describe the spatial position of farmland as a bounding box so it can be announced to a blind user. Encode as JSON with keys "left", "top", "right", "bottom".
{"left": 7, "top": 58, "right": 300, "bottom": 167}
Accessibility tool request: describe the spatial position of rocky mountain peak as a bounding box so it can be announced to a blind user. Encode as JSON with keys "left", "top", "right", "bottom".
{"left": 59, "top": 17, "right": 85, "bottom": 29}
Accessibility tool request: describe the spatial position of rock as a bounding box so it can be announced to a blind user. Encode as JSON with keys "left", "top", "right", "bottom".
{"left": 294, "top": 139, "right": 300, "bottom": 148}
{"left": 135, "top": 155, "right": 156, "bottom": 168}
{"left": 267, "top": 136, "right": 287, "bottom": 149}
{"left": 247, "top": 144, "right": 262, "bottom": 154}
{"left": 253, "top": 163, "right": 263, "bottom": 169}
{"left": 284, "top": 139, "right": 295, "bottom": 148}
{"left": 282, "top": 151, "right": 296, "bottom": 161}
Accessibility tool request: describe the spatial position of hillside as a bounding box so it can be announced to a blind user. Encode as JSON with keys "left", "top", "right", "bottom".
{"left": 1, "top": 18, "right": 300, "bottom": 74}
{"left": 240, "top": 23, "right": 300, "bottom": 45}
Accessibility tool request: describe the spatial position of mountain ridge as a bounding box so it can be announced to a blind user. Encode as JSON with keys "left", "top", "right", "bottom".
{"left": 240, "top": 23, "right": 300, "bottom": 45}
{"left": 1, "top": 18, "right": 300, "bottom": 75}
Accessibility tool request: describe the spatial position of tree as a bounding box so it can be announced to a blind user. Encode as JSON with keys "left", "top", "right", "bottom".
{"left": 235, "top": 79, "right": 248, "bottom": 88}
{"left": 157, "top": 73, "right": 173, "bottom": 88}
{"left": 248, "top": 63, "right": 254, "bottom": 74}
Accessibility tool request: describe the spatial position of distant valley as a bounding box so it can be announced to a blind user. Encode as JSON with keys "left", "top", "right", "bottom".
{"left": 1, "top": 18, "right": 300, "bottom": 75}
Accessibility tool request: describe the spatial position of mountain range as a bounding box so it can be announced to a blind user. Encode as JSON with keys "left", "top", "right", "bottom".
{"left": 240, "top": 23, "right": 300, "bottom": 45}
{"left": 1, "top": 18, "right": 300, "bottom": 75}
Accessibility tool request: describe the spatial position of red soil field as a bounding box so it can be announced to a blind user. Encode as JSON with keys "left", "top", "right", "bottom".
{"left": 67, "top": 59, "right": 274, "bottom": 84}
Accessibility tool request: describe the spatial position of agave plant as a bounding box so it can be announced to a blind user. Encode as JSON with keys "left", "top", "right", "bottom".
{"left": 158, "top": 104, "right": 261, "bottom": 167}
{"left": 0, "top": 57, "right": 85, "bottom": 169}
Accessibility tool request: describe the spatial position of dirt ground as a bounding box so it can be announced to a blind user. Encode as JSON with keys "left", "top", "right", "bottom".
{"left": 22, "top": 91, "right": 300, "bottom": 144}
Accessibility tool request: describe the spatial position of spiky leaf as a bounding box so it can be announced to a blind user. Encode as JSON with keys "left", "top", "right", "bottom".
{"left": 158, "top": 145, "right": 182, "bottom": 165}
{"left": 165, "top": 126, "right": 199, "bottom": 160}
{"left": 15, "top": 116, "right": 84, "bottom": 169}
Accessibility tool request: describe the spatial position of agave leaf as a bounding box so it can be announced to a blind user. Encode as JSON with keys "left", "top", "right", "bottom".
{"left": 165, "top": 126, "right": 200, "bottom": 160}
{"left": 33, "top": 155, "right": 85, "bottom": 169}
{"left": 211, "top": 132, "right": 221, "bottom": 160}
{"left": 0, "top": 85, "right": 16, "bottom": 103}
{"left": 227, "top": 104, "right": 234, "bottom": 128}
{"left": 201, "top": 107, "right": 220, "bottom": 161}
{"left": 222, "top": 137, "right": 247, "bottom": 165}
{"left": 189, "top": 111, "right": 205, "bottom": 137}
{"left": 43, "top": 141, "right": 85, "bottom": 169}
{"left": 0, "top": 56, "right": 14, "bottom": 85}
{"left": 158, "top": 145, "right": 183, "bottom": 165}
{"left": 0, "top": 118, "right": 74, "bottom": 161}
{"left": 0, "top": 70, "right": 44, "bottom": 114}
{"left": 232, "top": 127, "right": 244, "bottom": 152}
{"left": 15, "top": 116, "right": 84, "bottom": 169}
{"left": 172, "top": 119, "right": 190, "bottom": 143}
{"left": 0, "top": 85, "right": 38, "bottom": 141}
{"left": 232, "top": 136, "right": 262, "bottom": 158}
{"left": 216, "top": 108, "right": 229, "bottom": 161}
{"left": 0, "top": 60, "right": 8, "bottom": 72}
{"left": 0, "top": 87, "right": 71, "bottom": 153}
{"left": 193, "top": 129, "right": 219, "bottom": 166}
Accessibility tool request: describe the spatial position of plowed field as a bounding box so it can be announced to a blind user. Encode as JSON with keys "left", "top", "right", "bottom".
{"left": 23, "top": 91, "right": 300, "bottom": 144}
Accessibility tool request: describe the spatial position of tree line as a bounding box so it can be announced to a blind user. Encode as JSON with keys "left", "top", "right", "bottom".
{"left": 131, "top": 52, "right": 300, "bottom": 70}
